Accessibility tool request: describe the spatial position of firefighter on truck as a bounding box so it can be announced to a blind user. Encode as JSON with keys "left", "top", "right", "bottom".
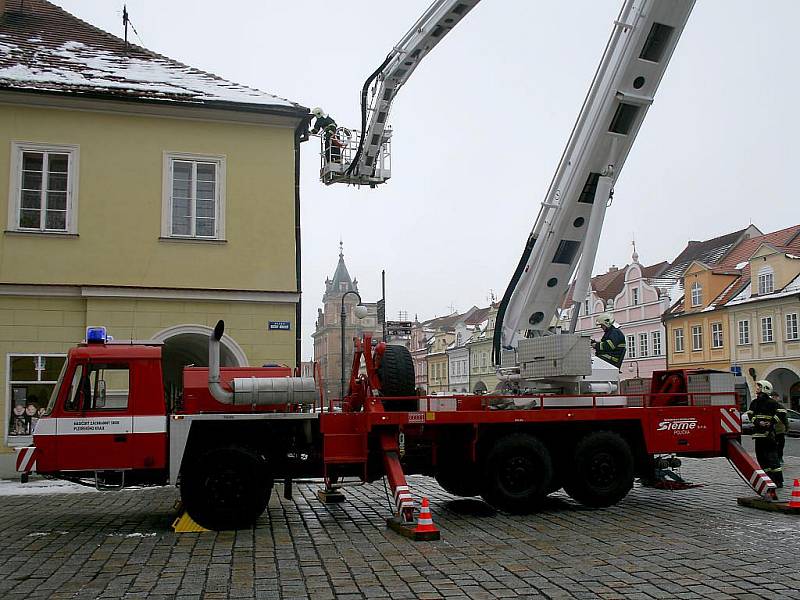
{"left": 591, "top": 313, "right": 626, "bottom": 369}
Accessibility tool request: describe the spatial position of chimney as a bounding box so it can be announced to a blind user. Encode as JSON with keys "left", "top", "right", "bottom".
{"left": 608, "top": 265, "right": 618, "bottom": 273}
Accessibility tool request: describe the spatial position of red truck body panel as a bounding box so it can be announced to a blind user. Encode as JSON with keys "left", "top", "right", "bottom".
{"left": 182, "top": 366, "right": 294, "bottom": 414}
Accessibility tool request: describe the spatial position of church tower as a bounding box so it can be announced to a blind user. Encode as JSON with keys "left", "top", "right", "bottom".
{"left": 312, "top": 243, "right": 381, "bottom": 400}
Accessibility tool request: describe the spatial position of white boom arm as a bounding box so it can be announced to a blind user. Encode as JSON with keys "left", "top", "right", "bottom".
{"left": 337, "top": 0, "right": 480, "bottom": 185}
{"left": 493, "top": 0, "right": 694, "bottom": 361}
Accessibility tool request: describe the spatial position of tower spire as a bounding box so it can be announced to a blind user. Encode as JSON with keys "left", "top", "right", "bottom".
{"left": 631, "top": 236, "right": 639, "bottom": 263}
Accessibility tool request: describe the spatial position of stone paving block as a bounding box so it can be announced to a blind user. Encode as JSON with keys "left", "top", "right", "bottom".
{"left": 1, "top": 456, "right": 799, "bottom": 599}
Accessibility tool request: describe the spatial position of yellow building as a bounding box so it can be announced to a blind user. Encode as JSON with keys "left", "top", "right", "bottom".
{"left": 665, "top": 225, "right": 800, "bottom": 408}
{"left": 664, "top": 260, "right": 737, "bottom": 372}
{"left": 427, "top": 331, "right": 454, "bottom": 395}
{"left": 0, "top": 1, "right": 308, "bottom": 471}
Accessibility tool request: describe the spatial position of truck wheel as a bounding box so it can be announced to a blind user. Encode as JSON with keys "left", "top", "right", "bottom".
{"left": 481, "top": 433, "right": 553, "bottom": 513}
{"left": 563, "top": 431, "right": 634, "bottom": 508}
{"left": 181, "top": 445, "right": 272, "bottom": 530}
{"left": 377, "top": 344, "right": 416, "bottom": 408}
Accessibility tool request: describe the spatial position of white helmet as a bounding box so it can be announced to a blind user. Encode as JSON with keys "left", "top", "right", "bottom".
{"left": 595, "top": 312, "right": 614, "bottom": 328}
{"left": 311, "top": 107, "right": 326, "bottom": 118}
{"left": 756, "top": 380, "right": 773, "bottom": 394}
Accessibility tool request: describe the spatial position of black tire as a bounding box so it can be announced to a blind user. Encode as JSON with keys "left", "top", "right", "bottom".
{"left": 563, "top": 431, "right": 634, "bottom": 508}
{"left": 435, "top": 466, "right": 481, "bottom": 497}
{"left": 480, "top": 433, "right": 553, "bottom": 513}
{"left": 181, "top": 445, "right": 273, "bottom": 530}
{"left": 377, "top": 344, "right": 416, "bottom": 408}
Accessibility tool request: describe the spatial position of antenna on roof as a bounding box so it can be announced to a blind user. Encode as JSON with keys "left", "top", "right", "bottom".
{"left": 122, "top": 5, "right": 142, "bottom": 49}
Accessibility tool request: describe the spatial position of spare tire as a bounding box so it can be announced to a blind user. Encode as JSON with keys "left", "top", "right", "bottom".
{"left": 377, "top": 344, "right": 416, "bottom": 402}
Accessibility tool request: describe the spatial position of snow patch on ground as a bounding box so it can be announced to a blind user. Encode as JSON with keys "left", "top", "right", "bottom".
{"left": 106, "top": 532, "right": 157, "bottom": 538}
{"left": 0, "top": 477, "right": 96, "bottom": 496}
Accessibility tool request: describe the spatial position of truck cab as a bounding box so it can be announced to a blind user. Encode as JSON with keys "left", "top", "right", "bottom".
{"left": 30, "top": 329, "right": 169, "bottom": 487}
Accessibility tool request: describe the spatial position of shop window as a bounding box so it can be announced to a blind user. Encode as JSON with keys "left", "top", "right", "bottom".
{"left": 7, "top": 354, "right": 66, "bottom": 443}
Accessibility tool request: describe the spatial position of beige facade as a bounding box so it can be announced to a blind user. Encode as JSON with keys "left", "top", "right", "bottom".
{"left": 427, "top": 332, "right": 453, "bottom": 395}
{"left": 468, "top": 306, "right": 498, "bottom": 394}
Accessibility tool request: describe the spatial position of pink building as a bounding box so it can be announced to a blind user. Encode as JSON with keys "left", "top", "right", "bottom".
{"left": 563, "top": 247, "right": 675, "bottom": 380}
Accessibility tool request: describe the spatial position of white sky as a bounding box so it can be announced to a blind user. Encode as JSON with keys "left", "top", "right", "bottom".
{"left": 52, "top": 1, "right": 800, "bottom": 360}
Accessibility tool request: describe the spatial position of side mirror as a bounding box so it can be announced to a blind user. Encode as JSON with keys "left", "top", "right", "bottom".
{"left": 96, "top": 380, "right": 106, "bottom": 408}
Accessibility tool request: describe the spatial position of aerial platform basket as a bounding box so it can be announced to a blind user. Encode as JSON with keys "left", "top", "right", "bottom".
{"left": 318, "top": 126, "right": 392, "bottom": 187}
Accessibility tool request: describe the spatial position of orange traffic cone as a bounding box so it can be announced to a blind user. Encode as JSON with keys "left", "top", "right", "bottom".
{"left": 789, "top": 479, "right": 800, "bottom": 509}
{"left": 414, "top": 498, "right": 439, "bottom": 534}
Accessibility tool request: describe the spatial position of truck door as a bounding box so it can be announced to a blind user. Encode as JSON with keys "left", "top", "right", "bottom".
{"left": 56, "top": 361, "right": 133, "bottom": 471}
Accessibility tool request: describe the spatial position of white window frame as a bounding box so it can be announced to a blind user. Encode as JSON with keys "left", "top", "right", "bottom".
{"left": 651, "top": 331, "right": 661, "bottom": 356}
{"left": 711, "top": 322, "right": 724, "bottom": 348}
{"left": 631, "top": 287, "right": 640, "bottom": 306}
{"left": 162, "top": 152, "right": 226, "bottom": 240}
{"left": 757, "top": 266, "right": 774, "bottom": 295}
{"left": 691, "top": 325, "right": 703, "bottom": 351}
{"left": 738, "top": 320, "right": 750, "bottom": 345}
{"left": 674, "top": 328, "right": 684, "bottom": 353}
{"left": 761, "top": 316, "right": 774, "bottom": 343}
{"left": 8, "top": 142, "right": 80, "bottom": 234}
{"left": 690, "top": 282, "right": 702, "bottom": 307}
{"left": 626, "top": 335, "right": 636, "bottom": 359}
{"left": 6, "top": 353, "right": 67, "bottom": 446}
{"left": 638, "top": 333, "right": 648, "bottom": 357}
{"left": 787, "top": 313, "right": 799, "bottom": 341}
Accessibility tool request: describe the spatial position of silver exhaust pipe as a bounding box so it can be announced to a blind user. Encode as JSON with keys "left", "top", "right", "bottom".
{"left": 208, "top": 320, "right": 319, "bottom": 407}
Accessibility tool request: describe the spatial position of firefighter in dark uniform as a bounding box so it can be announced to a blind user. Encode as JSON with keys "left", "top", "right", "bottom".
{"left": 590, "top": 312, "right": 626, "bottom": 370}
{"left": 310, "top": 107, "right": 341, "bottom": 162}
{"left": 747, "top": 380, "right": 783, "bottom": 487}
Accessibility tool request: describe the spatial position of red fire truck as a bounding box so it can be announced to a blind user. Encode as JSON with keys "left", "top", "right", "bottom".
{"left": 14, "top": 0, "right": 780, "bottom": 530}
{"left": 15, "top": 322, "right": 772, "bottom": 531}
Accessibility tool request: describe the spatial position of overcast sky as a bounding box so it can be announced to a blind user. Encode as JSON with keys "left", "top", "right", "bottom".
{"left": 53, "top": 1, "right": 800, "bottom": 359}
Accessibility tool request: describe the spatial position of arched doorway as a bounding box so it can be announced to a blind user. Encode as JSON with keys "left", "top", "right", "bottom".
{"left": 152, "top": 325, "right": 247, "bottom": 404}
{"left": 765, "top": 367, "right": 800, "bottom": 409}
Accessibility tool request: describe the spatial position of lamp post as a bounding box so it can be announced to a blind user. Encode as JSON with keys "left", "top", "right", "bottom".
{"left": 628, "top": 360, "right": 640, "bottom": 378}
{"left": 340, "top": 290, "right": 368, "bottom": 400}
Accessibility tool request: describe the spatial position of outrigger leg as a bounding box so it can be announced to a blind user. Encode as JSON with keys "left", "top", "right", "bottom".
{"left": 725, "top": 438, "right": 778, "bottom": 500}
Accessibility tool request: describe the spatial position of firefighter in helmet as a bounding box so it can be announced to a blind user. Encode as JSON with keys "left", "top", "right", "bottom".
{"left": 590, "top": 312, "right": 626, "bottom": 369}
{"left": 747, "top": 380, "right": 783, "bottom": 487}
{"left": 310, "top": 107, "right": 342, "bottom": 163}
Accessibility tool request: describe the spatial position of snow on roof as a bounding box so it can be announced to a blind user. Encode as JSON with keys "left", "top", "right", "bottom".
{"left": 0, "top": 1, "right": 304, "bottom": 113}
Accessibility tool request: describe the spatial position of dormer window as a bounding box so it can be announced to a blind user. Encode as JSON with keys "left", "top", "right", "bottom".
{"left": 631, "top": 288, "right": 640, "bottom": 306}
{"left": 690, "top": 282, "right": 702, "bottom": 307}
{"left": 757, "top": 266, "right": 774, "bottom": 295}
{"left": 583, "top": 299, "right": 590, "bottom": 315}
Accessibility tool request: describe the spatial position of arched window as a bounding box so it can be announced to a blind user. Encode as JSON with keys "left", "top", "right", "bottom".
{"left": 758, "top": 265, "right": 774, "bottom": 295}
{"left": 690, "top": 281, "right": 702, "bottom": 307}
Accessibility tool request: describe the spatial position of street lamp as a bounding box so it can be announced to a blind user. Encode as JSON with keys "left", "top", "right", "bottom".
{"left": 341, "top": 290, "right": 368, "bottom": 400}
{"left": 628, "top": 360, "right": 640, "bottom": 378}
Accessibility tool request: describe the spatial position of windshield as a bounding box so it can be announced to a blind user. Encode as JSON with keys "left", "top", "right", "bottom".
{"left": 43, "top": 360, "right": 69, "bottom": 416}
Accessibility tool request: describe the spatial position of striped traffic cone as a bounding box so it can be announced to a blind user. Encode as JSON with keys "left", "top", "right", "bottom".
{"left": 789, "top": 479, "right": 800, "bottom": 509}
{"left": 414, "top": 498, "right": 439, "bottom": 534}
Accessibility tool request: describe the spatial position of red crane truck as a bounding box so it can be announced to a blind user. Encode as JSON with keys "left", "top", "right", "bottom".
{"left": 14, "top": 0, "right": 780, "bottom": 530}
{"left": 14, "top": 322, "right": 773, "bottom": 531}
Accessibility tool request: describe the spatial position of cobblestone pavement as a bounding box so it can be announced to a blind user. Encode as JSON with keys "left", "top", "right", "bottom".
{"left": 1, "top": 455, "right": 798, "bottom": 600}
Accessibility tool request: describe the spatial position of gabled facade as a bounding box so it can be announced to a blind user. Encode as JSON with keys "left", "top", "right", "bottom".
{"left": 664, "top": 225, "right": 800, "bottom": 408}
{"left": 446, "top": 321, "right": 471, "bottom": 393}
{"left": 467, "top": 305, "right": 498, "bottom": 394}
{"left": 427, "top": 330, "right": 454, "bottom": 395}
{"left": 0, "top": 0, "right": 308, "bottom": 470}
{"left": 562, "top": 248, "right": 674, "bottom": 380}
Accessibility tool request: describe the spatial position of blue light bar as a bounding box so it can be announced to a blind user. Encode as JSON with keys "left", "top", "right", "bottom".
{"left": 86, "top": 326, "right": 107, "bottom": 343}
